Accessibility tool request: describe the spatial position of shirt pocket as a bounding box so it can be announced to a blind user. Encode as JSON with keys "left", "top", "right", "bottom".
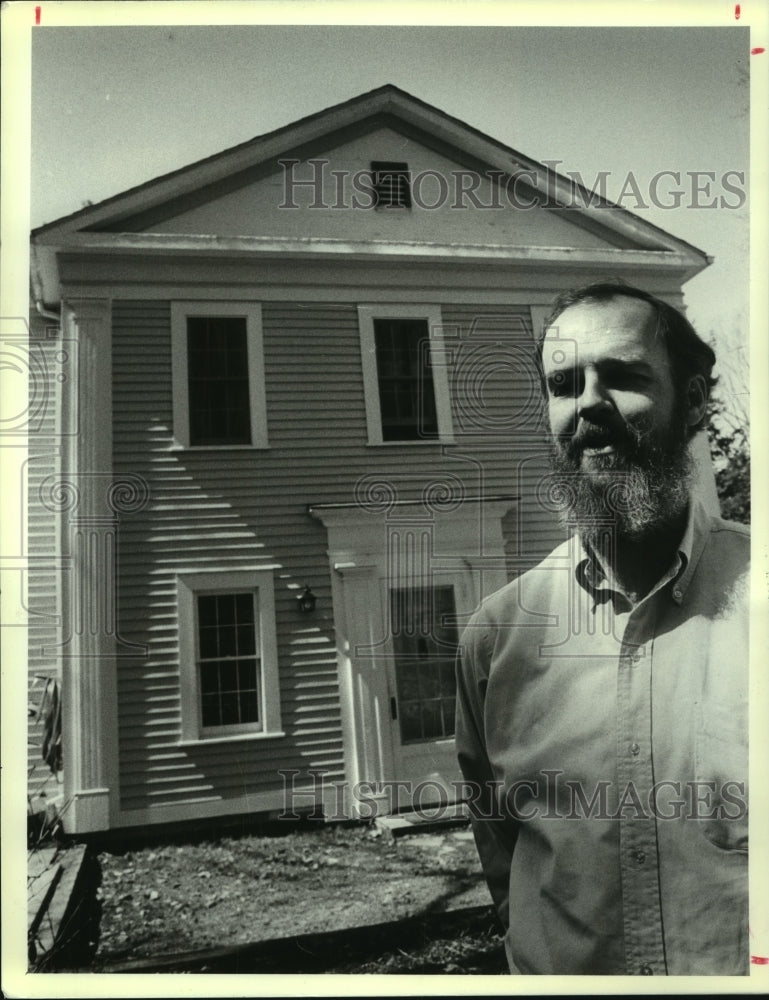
{"left": 694, "top": 702, "right": 748, "bottom": 852}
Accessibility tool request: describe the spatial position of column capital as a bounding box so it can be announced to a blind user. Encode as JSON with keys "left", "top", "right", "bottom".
{"left": 39, "top": 472, "right": 149, "bottom": 519}
{"left": 64, "top": 297, "right": 112, "bottom": 326}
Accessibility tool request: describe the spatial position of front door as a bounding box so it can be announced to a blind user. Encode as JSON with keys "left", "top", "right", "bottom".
{"left": 385, "top": 581, "right": 464, "bottom": 810}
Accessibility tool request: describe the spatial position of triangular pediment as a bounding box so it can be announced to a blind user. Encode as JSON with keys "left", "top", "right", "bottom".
{"left": 32, "top": 85, "right": 708, "bottom": 272}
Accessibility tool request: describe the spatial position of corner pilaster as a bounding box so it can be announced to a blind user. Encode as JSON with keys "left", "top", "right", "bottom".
{"left": 58, "top": 298, "right": 118, "bottom": 832}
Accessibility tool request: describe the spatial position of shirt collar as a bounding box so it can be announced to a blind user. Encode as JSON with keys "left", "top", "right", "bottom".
{"left": 574, "top": 498, "right": 711, "bottom": 608}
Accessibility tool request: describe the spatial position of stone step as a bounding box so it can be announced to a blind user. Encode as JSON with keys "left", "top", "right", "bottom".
{"left": 374, "top": 801, "right": 470, "bottom": 839}
{"left": 27, "top": 847, "right": 63, "bottom": 953}
{"left": 27, "top": 844, "right": 97, "bottom": 969}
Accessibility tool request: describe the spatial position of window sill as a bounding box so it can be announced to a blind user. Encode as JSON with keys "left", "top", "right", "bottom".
{"left": 168, "top": 444, "right": 270, "bottom": 452}
{"left": 367, "top": 438, "right": 456, "bottom": 447}
{"left": 178, "top": 731, "right": 286, "bottom": 747}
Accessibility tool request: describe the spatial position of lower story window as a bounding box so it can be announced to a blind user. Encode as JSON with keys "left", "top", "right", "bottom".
{"left": 177, "top": 569, "right": 282, "bottom": 741}
{"left": 197, "top": 593, "right": 260, "bottom": 729}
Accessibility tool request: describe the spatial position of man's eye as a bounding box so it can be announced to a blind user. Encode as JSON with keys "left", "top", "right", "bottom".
{"left": 608, "top": 372, "right": 648, "bottom": 391}
{"left": 548, "top": 373, "right": 573, "bottom": 396}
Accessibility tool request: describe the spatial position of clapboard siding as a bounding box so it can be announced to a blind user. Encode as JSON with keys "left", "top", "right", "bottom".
{"left": 27, "top": 322, "right": 63, "bottom": 802}
{"left": 111, "top": 297, "right": 563, "bottom": 818}
{"left": 441, "top": 303, "right": 565, "bottom": 570}
{"left": 113, "top": 300, "right": 344, "bottom": 813}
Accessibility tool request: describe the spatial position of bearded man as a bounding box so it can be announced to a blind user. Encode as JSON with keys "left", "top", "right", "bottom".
{"left": 455, "top": 283, "right": 749, "bottom": 976}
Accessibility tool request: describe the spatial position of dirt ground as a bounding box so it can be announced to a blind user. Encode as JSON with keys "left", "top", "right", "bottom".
{"left": 88, "top": 820, "right": 505, "bottom": 973}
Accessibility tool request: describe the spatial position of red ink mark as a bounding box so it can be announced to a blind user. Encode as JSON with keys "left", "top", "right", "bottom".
{"left": 751, "top": 956, "right": 769, "bottom": 965}
{"left": 751, "top": 47, "right": 766, "bottom": 54}
{"left": 35, "top": 6, "right": 41, "bottom": 24}
{"left": 735, "top": 4, "right": 740, "bottom": 18}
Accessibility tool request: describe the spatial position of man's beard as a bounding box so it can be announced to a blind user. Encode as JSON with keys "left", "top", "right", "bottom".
{"left": 547, "top": 404, "right": 694, "bottom": 546}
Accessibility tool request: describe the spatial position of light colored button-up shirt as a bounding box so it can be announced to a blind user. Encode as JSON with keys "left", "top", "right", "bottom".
{"left": 455, "top": 500, "right": 749, "bottom": 975}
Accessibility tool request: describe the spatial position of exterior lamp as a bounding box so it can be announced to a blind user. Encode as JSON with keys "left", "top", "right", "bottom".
{"left": 297, "top": 585, "right": 317, "bottom": 614}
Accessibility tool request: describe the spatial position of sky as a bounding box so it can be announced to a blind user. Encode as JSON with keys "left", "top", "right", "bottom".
{"left": 25, "top": 16, "right": 757, "bottom": 402}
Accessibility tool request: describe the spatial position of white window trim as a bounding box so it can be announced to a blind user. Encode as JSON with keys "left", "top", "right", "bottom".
{"left": 177, "top": 569, "right": 281, "bottom": 743}
{"left": 171, "top": 301, "right": 269, "bottom": 449}
{"left": 357, "top": 304, "right": 454, "bottom": 446}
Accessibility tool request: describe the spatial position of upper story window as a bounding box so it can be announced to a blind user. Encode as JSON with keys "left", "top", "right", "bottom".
{"left": 171, "top": 302, "right": 268, "bottom": 449}
{"left": 358, "top": 304, "right": 454, "bottom": 445}
{"left": 374, "top": 318, "right": 438, "bottom": 441}
{"left": 371, "top": 161, "right": 411, "bottom": 209}
{"left": 187, "top": 317, "right": 250, "bottom": 445}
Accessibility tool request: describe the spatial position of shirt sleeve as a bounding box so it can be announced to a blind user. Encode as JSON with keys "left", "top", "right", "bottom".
{"left": 455, "top": 617, "right": 519, "bottom": 934}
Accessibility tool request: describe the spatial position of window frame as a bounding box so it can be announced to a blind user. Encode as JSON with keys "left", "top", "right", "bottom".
{"left": 357, "top": 304, "right": 454, "bottom": 446}
{"left": 171, "top": 301, "right": 269, "bottom": 450}
{"left": 177, "top": 569, "right": 282, "bottom": 743}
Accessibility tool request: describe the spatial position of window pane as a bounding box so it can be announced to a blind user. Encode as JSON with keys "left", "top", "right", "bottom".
{"left": 237, "top": 624, "right": 256, "bottom": 656}
{"left": 235, "top": 593, "right": 253, "bottom": 621}
{"left": 201, "top": 693, "right": 220, "bottom": 727}
{"left": 239, "top": 688, "right": 259, "bottom": 724}
{"left": 237, "top": 658, "right": 258, "bottom": 691}
{"left": 419, "top": 662, "right": 440, "bottom": 699}
{"left": 219, "top": 660, "right": 238, "bottom": 692}
{"left": 419, "top": 383, "right": 439, "bottom": 436}
{"left": 396, "top": 662, "right": 420, "bottom": 702}
{"left": 199, "top": 661, "right": 220, "bottom": 695}
{"left": 441, "top": 697, "right": 456, "bottom": 738}
{"left": 215, "top": 594, "right": 236, "bottom": 625}
{"left": 218, "top": 625, "right": 237, "bottom": 658}
{"left": 399, "top": 701, "right": 422, "bottom": 742}
{"left": 225, "top": 382, "right": 251, "bottom": 441}
{"left": 199, "top": 626, "right": 219, "bottom": 659}
{"left": 439, "top": 659, "right": 456, "bottom": 695}
{"left": 220, "top": 692, "right": 239, "bottom": 725}
{"left": 197, "top": 594, "right": 217, "bottom": 628}
{"left": 421, "top": 700, "right": 442, "bottom": 739}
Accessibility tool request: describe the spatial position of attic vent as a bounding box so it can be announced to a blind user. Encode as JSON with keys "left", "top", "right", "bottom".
{"left": 371, "top": 161, "right": 411, "bottom": 208}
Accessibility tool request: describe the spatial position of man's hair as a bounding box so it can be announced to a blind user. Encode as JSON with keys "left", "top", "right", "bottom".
{"left": 538, "top": 281, "right": 717, "bottom": 433}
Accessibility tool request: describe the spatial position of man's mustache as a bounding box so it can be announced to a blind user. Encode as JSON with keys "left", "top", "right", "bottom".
{"left": 558, "top": 421, "right": 638, "bottom": 459}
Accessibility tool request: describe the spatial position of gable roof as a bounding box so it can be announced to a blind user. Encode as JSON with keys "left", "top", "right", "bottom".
{"left": 31, "top": 83, "right": 709, "bottom": 297}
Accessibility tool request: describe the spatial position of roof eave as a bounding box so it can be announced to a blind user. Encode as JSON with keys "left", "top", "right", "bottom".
{"left": 33, "top": 232, "right": 710, "bottom": 305}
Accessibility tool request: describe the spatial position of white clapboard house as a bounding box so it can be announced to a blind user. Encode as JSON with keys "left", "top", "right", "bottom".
{"left": 27, "top": 85, "right": 714, "bottom": 835}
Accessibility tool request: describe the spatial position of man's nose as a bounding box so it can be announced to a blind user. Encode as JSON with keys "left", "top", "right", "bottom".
{"left": 577, "top": 370, "right": 613, "bottom": 420}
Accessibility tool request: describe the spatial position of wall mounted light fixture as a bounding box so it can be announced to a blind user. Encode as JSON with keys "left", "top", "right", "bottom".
{"left": 296, "top": 585, "right": 317, "bottom": 614}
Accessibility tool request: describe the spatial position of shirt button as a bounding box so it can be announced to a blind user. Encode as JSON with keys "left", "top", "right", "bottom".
{"left": 641, "top": 964, "right": 654, "bottom": 975}
{"left": 634, "top": 849, "right": 646, "bottom": 865}
{"left": 629, "top": 742, "right": 640, "bottom": 756}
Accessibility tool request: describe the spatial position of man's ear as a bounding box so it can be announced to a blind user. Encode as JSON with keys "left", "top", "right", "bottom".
{"left": 685, "top": 375, "right": 708, "bottom": 429}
